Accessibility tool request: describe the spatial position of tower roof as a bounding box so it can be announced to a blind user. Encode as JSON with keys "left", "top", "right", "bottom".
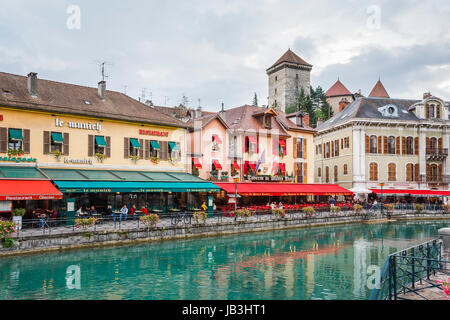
{"left": 325, "top": 79, "right": 352, "bottom": 97}
{"left": 369, "top": 80, "right": 390, "bottom": 98}
{"left": 269, "top": 49, "right": 312, "bottom": 69}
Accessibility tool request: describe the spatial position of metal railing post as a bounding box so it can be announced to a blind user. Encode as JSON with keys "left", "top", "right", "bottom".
{"left": 411, "top": 247, "right": 415, "bottom": 289}
{"left": 392, "top": 255, "right": 397, "bottom": 300}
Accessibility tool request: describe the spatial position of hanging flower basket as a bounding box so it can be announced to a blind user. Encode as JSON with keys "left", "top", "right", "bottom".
{"left": 193, "top": 211, "right": 207, "bottom": 224}
{"left": 150, "top": 156, "right": 160, "bottom": 164}
{"left": 7, "top": 149, "right": 24, "bottom": 157}
{"left": 140, "top": 214, "right": 159, "bottom": 228}
{"left": 95, "top": 152, "right": 107, "bottom": 163}
{"left": 130, "top": 155, "right": 140, "bottom": 163}
{"left": 75, "top": 217, "right": 99, "bottom": 230}
{"left": 51, "top": 150, "right": 63, "bottom": 161}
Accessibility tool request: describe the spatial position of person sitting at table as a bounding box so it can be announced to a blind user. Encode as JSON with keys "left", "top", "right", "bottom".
{"left": 75, "top": 207, "right": 83, "bottom": 218}
{"left": 120, "top": 204, "right": 128, "bottom": 221}
{"left": 106, "top": 205, "right": 113, "bottom": 221}
{"left": 129, "top": 204, "right": 137, "bottom": 220}
{"left": 141, "top": 206, "right": 148, "bottom": 216}
{"left": 90, "top": 206, "right": 97, "bottom": 217}
{"left": 278, "top": 202, "right": 283, "bottom": 209}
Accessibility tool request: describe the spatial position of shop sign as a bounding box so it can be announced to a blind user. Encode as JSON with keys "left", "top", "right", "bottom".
{"left": 55, "top": 118, "right": 102, "bottom": 132}
{"left": 247, "top": 175, "right": 295, "bottom": 182}
{"left": 139, "top": 129, "right": 169, "bottom": 137}
{"left": 0, "top": 156, "right": 37, "bottom": 163}
{"left": 64, "top": 158, "right": 94, "bottom": 165}
{"left": 0, "top": 201, "right": 12, "bottom": 212}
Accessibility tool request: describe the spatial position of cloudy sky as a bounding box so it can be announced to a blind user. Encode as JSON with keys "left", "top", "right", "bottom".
{"left": 1, "top": 0, "right": 449, "bottom": 111}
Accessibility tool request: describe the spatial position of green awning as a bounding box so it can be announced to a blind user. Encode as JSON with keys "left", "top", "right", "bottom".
{"left": 95, "top": 136, "right": 107, "bottom": 147}
{"left": 130, "top": 138, "right": 141, "bottom": 149}
{"left": 8, "top": 129, "right": 23, "bottom": 141}
{"left": 51, "top": 132, "right": 64, "bottom": 144}
{"left": 150, "top": 140, "right": 160, "bottom": 150}
{"left": 168, "top": 142, "right": 179, "bottom": 150}
{"left": 54, "top": 180, "right": 221, "bottom": 193}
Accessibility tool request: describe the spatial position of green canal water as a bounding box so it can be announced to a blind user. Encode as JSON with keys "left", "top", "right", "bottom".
{"left": 0, "top": 221, "right": 448, "bottom": 300}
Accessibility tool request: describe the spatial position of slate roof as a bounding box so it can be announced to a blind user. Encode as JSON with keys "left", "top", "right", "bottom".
{"left": 0, "top": 71, "right": 187, "bottom": 128}
{"left": 316, "top": 97, "right": 421, "bottom": 131}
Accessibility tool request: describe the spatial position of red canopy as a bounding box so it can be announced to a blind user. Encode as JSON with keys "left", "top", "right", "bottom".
{"left": 214, "top": 183, "right": 353, "bottom": 196}
{"left": 232, "top": 161, "right": 240, "bottom": 170}
{"left": 212, "top": 135, "right": 222, "bottom": 143}
{"left": 0, "top": 180, "right": 63, "bottom": 201}
{"left": 279, "top": 139, "right": 286, "bottom": 148}
{"left": 192, "top": 158, "right": 202, "bottom": 169}
{"left": 212, "top": 160, "right": 222, "bottom": 170}
{"left": 248, "top": 162, "right": 256, "bottom": 171}
{"left": 370, "top": 189, "right": 450, "bottom": 196}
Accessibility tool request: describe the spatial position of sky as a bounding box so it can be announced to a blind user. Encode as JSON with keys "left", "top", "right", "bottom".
{"left": 1, "top": 0, "right": 450, "bottom": 112}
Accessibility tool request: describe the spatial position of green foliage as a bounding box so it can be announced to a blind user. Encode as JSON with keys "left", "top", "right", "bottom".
{"left": 12, "top": 208, "right": 26, "bottom": 217}
{"left": 252, "top": 93, "right": 258, "bottom": 106}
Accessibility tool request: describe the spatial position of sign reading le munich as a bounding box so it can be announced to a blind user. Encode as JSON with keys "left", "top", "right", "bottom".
{"left": 55, "top": 118, "right": 102, "bottom": 132}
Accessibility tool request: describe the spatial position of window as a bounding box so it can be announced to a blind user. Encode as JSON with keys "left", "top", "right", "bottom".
{"left": 429, "top": 104, "right": 435, "bottom": 118}
{"left": 406, "top": 137, "right": 414, "bottom": 155}
{"left": 370, "top": 136, "right": 377, "bottom": 154}
{"left": 343, "top": 164, "right": 348, "bottom": 175}
{"left": 275, "top": 88, "right": 277, "bottom": 95}
{"left": 94, "top": 135, "right": 107, "bottom": 155}
{"left": 275, "top": 76, "right": 278, "bottom": 82}
{"left": 388, "top": 136, "right": 396, "bottom": 154}
{"left": 296, "top": 138, "right": 303, "bottom": 158}
{"left": 129, "top": 138, "right": 141, "bottom": 156}
{"left": 245, "top": 136, "right": 258, "bottom": 154}
{"left": 406, "top": 164, "right": 414, "bottom": 182}
{"left": 334, "top": 165, "right": 338, "bottom": 182}
{"left": 8, "top": 128, "right": 23, "bottom": 151}
{"left": 296, "top": 163, "right": 303, "bottom": 183}
{"left": 334, "top": 140, "right": 339, "bottom": 156}
{"left": 369, "top": 163, "right": 378, "bottom": 181}
{"left": 229, "top": 135, "right": 237, "bottom": 157}
{"left": 429, "top": 164, "right": 438, "bottom": 181}
{"left": 325, "top": 166, "right": 329, "bottom": 183}
{"left": 168, "top": 142, "right": 180, "bottom": 160}
{"left": 318, "top": 167, "right": 321, "bottom": 177}
{"left": 212, "top": 135, "right": 221, "bottom": 152}
{"left": 388, "top": 163, "right": 396, "bottom": 181}
{"left": 150, "top": 140, "right": 160, "bottom": 158}
{"left": 264, "top": 115, "right": 271, "bottom": 129}
{"left": 50, "top": 132, "right": 64, "bottom": 153}
{"left": 429, "top": 137, "right": 437, "bottom": 152}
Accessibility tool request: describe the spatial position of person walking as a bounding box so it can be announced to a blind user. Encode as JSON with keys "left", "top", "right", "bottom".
{"left": 120, "top": 204, "right": 128, "bottom": 221}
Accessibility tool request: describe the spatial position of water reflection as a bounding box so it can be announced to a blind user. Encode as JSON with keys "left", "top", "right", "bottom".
{"left": 0, "top": 221, "right": 447, "bottom": 300}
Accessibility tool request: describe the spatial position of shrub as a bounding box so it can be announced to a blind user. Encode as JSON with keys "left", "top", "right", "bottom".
{"left": 330, "top": 206, "right": 341, "bottom": 213}
{"left": 272, "top": 208, "right": 286, "bottom": 219}
{"left": 12, "top": 208, "right": 26, "bottom": 216}
{"left": 193, "top": 211, "right": 207, "bottom": 224}
{"left": 237, "top": 208, "right": 255, "bottom": 219}
{"left": 436, "top": 278, "right": 450, "bottom": 300}
{"left": 0, "top": 220, "right": 16, "bottom": 239}
{"left": 415, "top": 204, "right": 424, "bottom": 213}
{"left": 302, "top": 207, "right": 315, "bottom": 216}
{"left": 139, "top": 214, "right": 159, "bottom": 227}
{"left": 353, "top": 204, "right": 364, "bottom": 214}
{"left": 442, "top": 204, "right": 450, "bottom": 213}
{"left": 75, "top": 217, "right": 99, "bottom": 230}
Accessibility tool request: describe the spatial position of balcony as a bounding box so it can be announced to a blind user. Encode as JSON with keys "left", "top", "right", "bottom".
{"left": 426, "top": 148, "right": 448, "bottom": 160}
{"left": 426, "top": 175, "right": 450, "bottom": 184}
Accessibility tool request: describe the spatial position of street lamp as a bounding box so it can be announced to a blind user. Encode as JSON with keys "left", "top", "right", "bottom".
{"left": 379, "top": 183, "right": 384, "bottom": 216}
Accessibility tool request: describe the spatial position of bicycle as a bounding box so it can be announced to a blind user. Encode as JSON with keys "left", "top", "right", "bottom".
{"left": 171, "top": 211, "right": 192, "bottom": 225}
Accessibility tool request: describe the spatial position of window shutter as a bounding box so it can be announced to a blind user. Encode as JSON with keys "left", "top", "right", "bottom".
{"left": 365, "top": 135, "right": 370, "bottom": 153}
{"left": 294, "top": 162, "right": 298, "bottom": 182}
{"left": 336, "top": 140, "right": 339, "bottom": 156}
{"left": 396, "top": 137, "right": 400, "bottom": 155}
{"left": 176, "top": 142, "right": 181, "bottom": 158}
{"left": 88, "top": 135, "right": 94, "bottom": 157}
{"left": 438, "top": 137, "right": 443, "bottom": 150}
{"left": 256, "top": 136, "right": 259, "bottom": 153}
{"left": 144, "top": 140, "right": 150, "bottom": 160}
{"left": 426, "top": 105, "right": 430, "bottom": 118}
{"left": 331, "top": 141, "right": 335, "bottom": 157}
{"left": 303, "top": 139, "right": 307, "bottom": 159}
{"left": 402, "top": 137, "right": 406, "bottom": 155}
{"left": 426, "top": 164, "right": 431, "bottom": 179}
{"left": 414, "top": 137, "right": 419, "bottom": 155}
{"left": 244, "top": 137, "right": 248, "bottom": 153}
{"left": 63, "top": 133, "right": 69, "bottom": 155}
{"left": 383, "top": 136, "right": 387, "bottom": 154}
{"left": 303, "top": 162, "right": 307, "bottom": 184}
{"left": 43, "top": 131, "right": 50, "bottom": 155}
{"left": 437, "top": 106, "right": 441, "bottom": 119}
{"left": 426, "top": 137, "right": 430, "bottom": 150}
{"left": 139, "top": 139, "right": 144, "bottom": 159}
{"left": 105, "top": 136, "right": 111, "bottom": 158}
{"left": 439, "top": 164, "right": 443, "bottom": 181}
{"left": 293, "top": 138, "right": 297, "bottom": 159}
{"left": 0, "top": 127, "right": 6, "bottom": 153}
{"left": 124, "top": 137, "right": 129, "bottom": 159}
{"left": 414, "top": 164, "right": 419, "bottom": 182}
{"left": 161, "top": 141, "right": 168, "bottom": 161}
{"left": 23, "top": 129, "right": 30, "bottom": 154}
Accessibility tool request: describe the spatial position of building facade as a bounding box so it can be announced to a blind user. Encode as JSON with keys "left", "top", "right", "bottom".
{"left": 314, "top": 93, "right": 450, "bottom": 200}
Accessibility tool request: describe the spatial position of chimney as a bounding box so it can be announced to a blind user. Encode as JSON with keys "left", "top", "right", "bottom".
{"left": 98, "top": 81, "right": 106, "bottom": 100}
{"left": 219, "top": 103, "right": 226, "bottom": 122}
{"left": 316, "top": 117, "right": 323, "bottom": 127}
{"left": 339, "top": 99, "right": 350, "bottom": 112}
{"left": 27, "top": 72, "right": 38, "bottom": 97}
{"left": 195, "top": 106, "right": 202, "bottom": 119}
{"left": 303, "top": 113, "right": 310, "bottom": 127}
{"left": 423, "top": 92, "right": 432, "bottom": 99}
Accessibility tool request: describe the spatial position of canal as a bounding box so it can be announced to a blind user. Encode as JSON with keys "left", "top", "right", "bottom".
{"left": 0, "top": 221, "right": 448, "bottom": 300}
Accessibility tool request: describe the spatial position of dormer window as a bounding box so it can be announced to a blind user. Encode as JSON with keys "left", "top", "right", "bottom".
{"left": 426, "top": 103, "right": 441, "bottom": 119}
{"left": 296, "top": 115, "right": 303, "bottom": 127}
{"left": 264, "top": 115, "right": 271, "bottom": 129}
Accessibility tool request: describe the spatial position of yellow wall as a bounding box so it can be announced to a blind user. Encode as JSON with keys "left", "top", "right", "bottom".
{"left": 0, "top": 107, "right": 187, "bottom": 171}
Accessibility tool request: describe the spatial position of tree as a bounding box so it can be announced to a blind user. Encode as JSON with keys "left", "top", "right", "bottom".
{"left": 252, "top": 93, "right": 258, "bottom": 106}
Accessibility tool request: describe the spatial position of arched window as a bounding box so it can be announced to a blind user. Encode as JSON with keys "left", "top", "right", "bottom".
{"left": 325, "top": 166, "right": 329, "bottom": 183}
{"left": 318, "top": 167, "right": 321, "bottom": 177}
{"left": 388, "top": 163, "right": 396, "bottom": 181}
{"left": 406, "top": 137, "right": 414, "bottom": 155}
{"left": 334, "top": 165, "right": 338, "bottom": 182}
{"left": 369, "top": 163, "right": 378, "bottom": 181}
{"left": 388, "top": 136, "right": 396, "bottom": 154}
{"left": 429, "top": 137, "right": 437, "bottom": 152}
{"left": 343, "top": 164, "right": 348, "bottom": 175}
{"left": 370, "top": 135, "right": 377, "bottom": 154}
{"left": 429, "top": 104, "right": 435, "bottom": 118}
{"left": 429, "top": 164, "right": 438, "bottom": 181}
{"left": 406, "top": 164, "right": 414, "bottom": 182}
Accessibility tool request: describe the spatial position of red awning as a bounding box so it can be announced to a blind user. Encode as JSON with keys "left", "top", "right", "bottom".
{"left": 212, "top": 135, "right": 222, "bottom": 144}
{"left": 232, "top": 161, "right": 240, "bottom": 170}
{"left": 213, "top": 160, "right": 223, "bottom": 170}
{"left": 248, "top": 163, "right": 256, "bottom": 171}
{"left": 247, "top": 136, "right": 257, "bottom": 144}
{"left": 0, "top": 180, "right": 63, "bottom": 201}
{"left": 192, "top": 158, "right": 202, "bottom": 169}
{"left": 214, "top": 183, "right": 353, "bottom": 196}
{"left": 279, "top": 139, "right": 286, "bottom": 148}
{"left": 279, "top": 163, "right": 286, "bottom": 174}
{"left": 370, "top": 189, "right": 450, "bottom": 196}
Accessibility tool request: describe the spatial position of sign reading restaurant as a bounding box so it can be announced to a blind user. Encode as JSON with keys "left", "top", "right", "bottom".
{"left": 139, "top": 129, "right": 169, "bottom": 137}
{"left": 55, "top": 118, "right": 102, "bottom": 132}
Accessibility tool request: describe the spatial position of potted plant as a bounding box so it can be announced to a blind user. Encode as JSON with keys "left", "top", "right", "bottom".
{"left": 442, "top": 204, "right": 450, "bottom": 214}
{"left": 95, "top": 152, "right": 106, "bottom": 163}
{"left": 302, "top": 206, "right": 315, "bottom": 218}
{"left": 415, "top": 204, "right": 424, "bottom": 213}
{"left": 130, "top": 155, "right": 140, "bottom": 163}
{"left": 192, "top": 167, "right": 200, "bottom": 176}
{"left": 272, "top": 208, "right": 286, "bottom": 219}
{"left": 330, "top": 206, "right": 341, "bottom": 215}
{"left": 231, "top": 167, "right": 238, "bottom": 177}
{"left": 7, "top": 149, "right": 24, "bottom": 157}
{"left": 279, "top": 152, "right": 284, "bottom": 158}
{"left": 210, "top": 171, "right": 218, "bottom": 181}
{"left": 221, "top": 171, "right": 229, "bottom": 181}
{"left": 436, "top": 278, "right": 450, "bottom": 300}
{"left": 353, "top": 204, "right": 364, "bottom": 215}
{"left": 384, "top": 204, "right": 395, "bottom": 213}
{"left": 12, "top": 208, "right": 25, "bottom": 231}
{"left": 0, "top": 220, "right": 16, "bottom": 248}
{"left": 75, "top": 217, "right": 99, "bottom": 230}
{"left": 150, "top": 156, "right": 159, "bottom": 164}
{"left": 237, "top": 208, "right": 255, "bottom": 221}
{"left": 140, "top": 214, "right": 159, "bottom": 229}
{"left": 51, "top": 150, "right": 63, "bottom": 161}
{"left": 193, "top": 211, "right": 207, "bottom": 224}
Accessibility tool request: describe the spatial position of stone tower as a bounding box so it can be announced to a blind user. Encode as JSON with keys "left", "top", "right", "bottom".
{"left": 266, "top": 49, "right": 312, "bottom": 112}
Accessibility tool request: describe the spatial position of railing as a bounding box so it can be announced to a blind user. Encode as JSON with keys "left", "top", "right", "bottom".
{"left": 426, "top": 148, "right": 448, "bottom": 157}
{"left": 370, "top": 239, "right": 450, "bottom": 300}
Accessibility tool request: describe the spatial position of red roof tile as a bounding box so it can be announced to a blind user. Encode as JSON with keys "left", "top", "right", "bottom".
{"left": 369, "top": 80, "right": 390, "bottom": 98}
{"left": 325, "top": 80, "right": 352, "bottom": 97}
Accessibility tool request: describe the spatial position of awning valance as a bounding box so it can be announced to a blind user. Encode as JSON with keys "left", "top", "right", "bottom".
{"left": 0, "top": 180, "right": 63, "bottom": 200}
{"left": 54, "top": 180, "right": 220, "bottom": 193}
{"left": 248, "top": 163, "right": 256, "bottom": 171}
{"left": 214, "top": 183, "right": 353, "bottom": 196}
{"left": 51, "top": 132, "right": 64, "bottom": 144}
{"left": 279, "top": 139, "right": 286, "bottom": 148}
{"left": 95, "top": 136, "right": 107, "bottom": 147}
{"left": 370, "top": 189, "right": 450, "bottom": 196}
{"left": 212, "top": 160, "right": 222, "bottom": 170}
{"left": 192, "top": 158, "right": 202, "bottom": 169}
